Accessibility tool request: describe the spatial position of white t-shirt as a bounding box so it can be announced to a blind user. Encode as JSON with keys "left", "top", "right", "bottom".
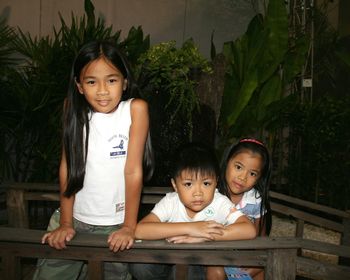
{"left": 152, "top": 189, "right": 243, "bottom": 225}
{"left": 74, "top": 99, "right": 132, "bottom": 226}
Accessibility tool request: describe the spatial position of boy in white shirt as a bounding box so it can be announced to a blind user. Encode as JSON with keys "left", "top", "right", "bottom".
{"left": 130, "top": 142, "right": 256, "bottom": 280}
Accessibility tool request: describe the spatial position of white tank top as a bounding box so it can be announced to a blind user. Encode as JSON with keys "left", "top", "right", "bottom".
{"left": 73, "top": 99, "right": 132, "bottom": 225}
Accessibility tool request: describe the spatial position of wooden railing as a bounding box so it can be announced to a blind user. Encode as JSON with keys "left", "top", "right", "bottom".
{"left": 4, "top": 183, "right": 350, "bottom": 237}
{"left": 1, "top": 227, "right": 350, "bottom": 280}
{"left": 269, "top": 191, "right": 349, "bottom": 236}
{"left": 5, "top": 183, "right": 173, "bottom": 228}
{"left": 2, "top": 182, "right": 350, "bottom": 279}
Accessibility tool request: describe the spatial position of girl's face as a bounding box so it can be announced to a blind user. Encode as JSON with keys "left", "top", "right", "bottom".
{"left": 171, "top": 169, "right": 217, "bottom": 218}
{"left": 225, "top": 150, "right": 263, "bottom": 199}
{"left": 76, "top": 57, "right": 127, "bottom": 113}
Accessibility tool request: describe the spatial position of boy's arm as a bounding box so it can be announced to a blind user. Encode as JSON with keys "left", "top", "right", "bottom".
{"left": 213, "top": 215, "right": 257, "bottom": 241}
{"left": 168, "top": 215, "right": 257, "bottom": 243}
{"left": 135, "top": 213, "right": 225, "bottom": 240}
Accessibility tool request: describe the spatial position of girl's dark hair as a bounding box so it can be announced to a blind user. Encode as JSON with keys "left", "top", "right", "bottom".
{"left": 171, "top": 142, "right": 220, "bottom": 180}
{"left": 62, "top": 40, "right": 153, "bottom": 197}
{"left": 218, "top": 139, "right": 272, "bottom": 235}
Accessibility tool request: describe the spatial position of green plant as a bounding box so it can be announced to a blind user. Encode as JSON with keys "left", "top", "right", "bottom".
{"left": 0, "top": 19, "right": 19, "bottom": 181}
{"left": 311, "top": 4, "right": 350, "bottom": 98}
{"left": 137, "top": 39, "right": 211, "bottom": 134}
{"left": 218, "top": 0, "right": 308, "bottom": 146}
{"left": 264, "top": 2, "right": 350, "bottom": 209}
{"left": 0, "top": 19, "right": 17, "bottom": 73}
{"left": 0, "top": 0, "right": 149, "bottom": 183}
{"left": 135, "top": 39, "right": 212, "bottom": 185}
{"left": 268, "top": 94, "right": 350, "bottom": 209}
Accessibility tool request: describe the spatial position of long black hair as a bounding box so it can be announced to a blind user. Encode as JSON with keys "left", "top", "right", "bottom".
{"left": 218, "top": 138, "right": 272, "bottom": 235}
{"left": 62, "top": 40, "right": 153, "bottom": 197}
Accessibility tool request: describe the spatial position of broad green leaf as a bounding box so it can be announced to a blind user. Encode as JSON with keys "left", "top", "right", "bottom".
{"left": 85, "top": 0, "right": 95, "bottom": 27}
{"left": 232, "top": 35, "right": 249, "bottom": 82}
{"left": 245, "top": 14, "right": 267, "bottom": 72}
{"left": 256, "top": 0, "right": 288, "bottom": 83}
{"left": 265, "top": 0, "right": 288, "bottom": 61}
{"left": 226, "top": 69, "right": 258, "bottom": 126}
{"left": 284, "top": 35, "right": 309, "bottom": 83}
{"left": 257, "top": 74, "right": 282, "bottom": 121}
{"left": 222, "top": 41, "right": 234, "bottom": 63}
{"left": 219, "top": 72, "right": 240, "bottom": 125}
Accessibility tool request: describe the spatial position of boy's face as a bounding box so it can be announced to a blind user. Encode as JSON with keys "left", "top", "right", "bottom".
{"left": 171, "top": 169, "right": 217, "bottom": 218}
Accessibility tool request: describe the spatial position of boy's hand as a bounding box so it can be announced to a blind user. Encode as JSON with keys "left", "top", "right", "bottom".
{"left": 107, "top": 226, "right": 134, "bottom": 252}
{"left": 189, "top": 221, "right": 224, "bottom": 239}
{"left": 41, "top": 225, "right": 76, "bottom": 250}
{"left": 167, "top": 235, "right": 212, "bottom": 243}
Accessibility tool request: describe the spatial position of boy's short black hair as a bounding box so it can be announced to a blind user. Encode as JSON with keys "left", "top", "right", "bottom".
{"left": 171, "top": 142, "right": 220, "bottom": 179}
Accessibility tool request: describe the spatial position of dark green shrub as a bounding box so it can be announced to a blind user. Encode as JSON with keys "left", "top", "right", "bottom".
{"left": 267, "top": 94, "right": 350, "bottom": 210}
{"left": 0, "top": 0, "right": 149, "bottom": 183}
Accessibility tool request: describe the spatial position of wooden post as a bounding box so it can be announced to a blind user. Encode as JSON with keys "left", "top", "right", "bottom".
{"left": 295, "top": 219, "right": 304, "bottom": 238}
{"left": 87, "top": 260, "right": 103, "bottom": 280}
{"left": 1, "top": 255, "right": 21, "bottom": 280}
{"left": 339, "top": 211, "right": 350, "bottom": 265}
{"left": 265, "top": 249, "right": 297, "bottom": 280}
{"left": 6, "top": 189, "right": 29, "bottom": 228}
{"left": 175, "top": 264, "right": 188, "bottom": 280}
{"left": 295, "top": 219, "right": 304, "bottom": 256}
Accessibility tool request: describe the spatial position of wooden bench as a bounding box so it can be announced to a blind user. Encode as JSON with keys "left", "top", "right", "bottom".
{"left": 1, "top": 227, "right": 350, "bottom": 280}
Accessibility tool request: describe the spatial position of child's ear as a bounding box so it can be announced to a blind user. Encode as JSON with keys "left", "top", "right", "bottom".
{"left": 123, "top": 79, "right": 128, "bottom": 91}
{"left": 214, "top": 177, "right": 219, "bottom": 188}
{"left": 171, "top": 178, "right": 177, "bottom": 192}
{"left": 75, "top": 79, "right": 84, "bottom": 94}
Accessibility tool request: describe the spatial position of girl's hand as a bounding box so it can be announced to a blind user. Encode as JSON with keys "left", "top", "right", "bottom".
{"left": 41, "top": 225, "right": 76, "bottom": 250}
{"left": 188, "top": 221, "right": 224, "bottom": 240}
{"left": 107, "top": 226, "right": 134, "bottom": 252}
{"left": 167, "top": 235, "right": 212, "bottom": 244}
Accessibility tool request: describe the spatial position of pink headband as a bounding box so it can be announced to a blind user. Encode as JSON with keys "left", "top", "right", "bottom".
{"left": 239, "top": 138, "right": 264, "bottom": 146}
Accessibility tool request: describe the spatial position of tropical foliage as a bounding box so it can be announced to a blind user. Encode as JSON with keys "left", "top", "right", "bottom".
{"left": 136, "top": 39, "right": 212, "bottom": 185}
{"left": 218, "top": 0, "right": 308, "bottom": 145}
{"left": 0, "top": 0, "right": 149, "bottom": 183}
{"left": 272, "top": 3, "right": 350, "bottom": 209}
{"left": 0, "top": 0, "right": 207, "bottom": 187}
{"left": 1, "top": 0, "right": 349, "bottom": 210}
{"left": 215, "top": 0, "right": 350, "bottom": 209}
{"left": 137, "top": 39, "right": 211, "bottom": 137}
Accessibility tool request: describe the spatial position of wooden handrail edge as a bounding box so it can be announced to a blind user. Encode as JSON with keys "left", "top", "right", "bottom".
{"left": 1, "top": 227, "right": 350, "bottom": 258}
{"left": 0, "top": 227, "right": 300, "bottom": 250}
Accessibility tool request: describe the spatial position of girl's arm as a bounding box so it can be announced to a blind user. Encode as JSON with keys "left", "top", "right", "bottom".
{"left": 41, "top": 148, "right": 76, "bottom": 249}
{"left": 135, "top": 213, "right": 225, "bottom": 240}
{"left": 108, "top": 99, "right": 149, "bottom": 252}
{"left": 213, "top": 215, "right": 256, "bottom": 241}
